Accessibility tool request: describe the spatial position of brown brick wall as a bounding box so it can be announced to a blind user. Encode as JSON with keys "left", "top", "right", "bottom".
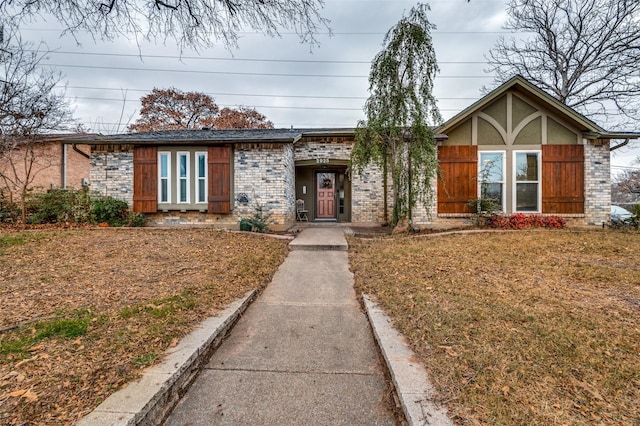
{"left": 0, "top": 142, "right": 90, "bottom": 196}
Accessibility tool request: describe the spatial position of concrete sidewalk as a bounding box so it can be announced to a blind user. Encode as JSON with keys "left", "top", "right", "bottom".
{"left": 165, "top": 228, "right": 396, "bottom": 425}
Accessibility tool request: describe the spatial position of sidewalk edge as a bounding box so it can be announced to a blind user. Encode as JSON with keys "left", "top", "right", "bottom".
{"left": 75, "top": 290, "right": 256, "bottom": 426}
{"left": 363, "top": 295, "right": 453, "bottom": 426}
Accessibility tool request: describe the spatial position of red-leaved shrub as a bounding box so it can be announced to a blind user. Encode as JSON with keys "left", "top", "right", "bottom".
{"left": 485, "top": 214, "right": 566, "bottom": 229}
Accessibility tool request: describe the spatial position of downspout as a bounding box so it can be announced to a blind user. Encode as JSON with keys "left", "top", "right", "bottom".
{"left": 61, "top": 143, "right": 66, "bottom": 189}
{"left": 73, "top": 144, "right": 90, "bottom": 159}
{"left": 610, "top": 138, "right": 630, "bottom": 151}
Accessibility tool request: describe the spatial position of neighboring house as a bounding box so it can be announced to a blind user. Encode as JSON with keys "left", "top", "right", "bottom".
{"left": 68, "top": 76, "right": 638, "bottom": 229}
{"left": 0, "top": 134, "right": 91, "bottom": 200}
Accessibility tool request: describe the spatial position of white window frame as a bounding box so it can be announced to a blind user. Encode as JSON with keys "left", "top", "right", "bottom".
{"left": 158, "top": 151, "right": 171, "bottom": 204}
{"left": 196, "top": 151, "right": 208, "bottom": 204}
{"left": 177, "top": 152, "right": 190, "bottom": 204}
{"left": 478, "top": 151, "right": 506, "bottom": 212}
{"left": 512, "top": 150, "right": 541, "bottom": 213}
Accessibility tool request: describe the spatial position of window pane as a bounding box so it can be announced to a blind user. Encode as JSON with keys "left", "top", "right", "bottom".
{"left": 481, "top": 182, "right": 502, "bottom": 203}
{"left": 179, "top": 155, "right": 187, "bottom": 177}
{"left": 480, "top": 153, "right": 503, "bottom": 182}
{"left": 516, "top": 183, "right": 538, "bottom": 211}
{"left": 516, "top": 153, "right": 538, "bottom": 181}
{"left": 161, "top": 180, "right": 168, "bottom": 202}
{"left": 198, "top": 180, "right": 205, "bottom": 203}
{"left": 160, "top": 154, "right": 168, "bottom": 177}
{"left": 180, "top": 180, "right": 187, "bottom": 202}
{"left": 198, "top": 154, "right": 206, "bottom": 178}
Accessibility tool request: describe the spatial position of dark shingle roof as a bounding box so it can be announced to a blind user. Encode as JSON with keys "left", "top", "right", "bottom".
{"left": 64, "top": 128, "right": 357, "bottom": 145}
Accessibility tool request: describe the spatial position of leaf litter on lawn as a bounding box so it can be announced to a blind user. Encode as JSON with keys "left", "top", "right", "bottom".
{"left": 348, "top": 229, "right": 640, "bottom": 426}
{"left": 0, "top": 228, "right": 289, "bottom": 425}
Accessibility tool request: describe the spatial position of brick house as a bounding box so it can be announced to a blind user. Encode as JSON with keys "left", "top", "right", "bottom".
{"left": 0, "top": 135, "right": 91, "bottom": 200}
{"left": 70, "top": 76, "right": 637, "bottom": 229}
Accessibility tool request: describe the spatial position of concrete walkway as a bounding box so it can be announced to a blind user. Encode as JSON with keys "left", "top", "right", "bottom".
{"left": 165, "top": 228, "right": 396, "bottom": 425}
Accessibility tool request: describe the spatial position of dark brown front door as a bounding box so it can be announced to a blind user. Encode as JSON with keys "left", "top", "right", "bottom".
{"left": 316, "top": 172, "right": 335, "bottom": 219}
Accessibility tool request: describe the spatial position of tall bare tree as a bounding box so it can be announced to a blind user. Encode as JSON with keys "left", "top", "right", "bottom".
{"left": 612, "top": 161, "right": 640, "bottom": 206}
{"left": 0, "top": 0, "right": 329, "bottom": 51}
{"left": 0, "top": 29, "right": 74, "bottom": 223}
{"left": 487, "top": 0, "right": 640, "bottom": 126}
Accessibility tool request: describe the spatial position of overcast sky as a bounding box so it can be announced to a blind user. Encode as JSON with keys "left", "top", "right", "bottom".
{"left": 17, "top": 0, "right": 640, "bottom": 174}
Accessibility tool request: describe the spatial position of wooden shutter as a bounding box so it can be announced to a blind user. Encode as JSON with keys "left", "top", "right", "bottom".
{"left": 437, "top": 145, "right": 478, "bottom": 214}
{"left": 542, "top": 145, "right": 584, "bottom": 214}
{"left": 208, "top": 146, "right": 231, "bottom": 214}
{"left": 133, "top": 146, "right": 158, "bottom": 213}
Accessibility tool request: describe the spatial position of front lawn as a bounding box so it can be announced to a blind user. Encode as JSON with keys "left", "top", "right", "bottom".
{"left": 0, "top": 229, "right": 289, "bottom": 425}
{"left": 349, "top": 230, "right": 640, "bottom": 425}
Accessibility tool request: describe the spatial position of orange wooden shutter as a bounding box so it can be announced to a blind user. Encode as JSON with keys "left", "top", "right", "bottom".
{"left": 133, "top": 146, "right": 158, "bottom": 213}
{"left": 542, "top": 145, "right": 584, "bottom": 214}
{"left": 437, "top": 145, "right": 478, "bottom": 214}
{"left": 208, "top": 146, "right": 232, "bottom": 214}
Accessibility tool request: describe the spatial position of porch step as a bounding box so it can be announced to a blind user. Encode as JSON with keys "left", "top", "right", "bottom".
{"left": 288, "top": 228, "right": 348, "bottom": 251}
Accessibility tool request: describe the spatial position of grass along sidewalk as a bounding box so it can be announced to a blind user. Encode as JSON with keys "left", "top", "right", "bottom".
{"left": 349, "top": 230, "right": 640, "bottom": 425}
{"left": 0, "top": 229, "right": 289, "bottom": 425}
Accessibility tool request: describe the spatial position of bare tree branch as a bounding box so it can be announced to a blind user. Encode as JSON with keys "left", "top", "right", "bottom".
{"left": 486, "top": 0, "right": 640, "bottom": 128}
{"left": 0, "top": 27, "right": 74, "bottom": 223}
{"left": 0, "top": 0, "right": 330, "bottom": 51}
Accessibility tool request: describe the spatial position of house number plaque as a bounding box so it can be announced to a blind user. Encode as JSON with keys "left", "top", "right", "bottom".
{"left": 316, "top": 158, "right": 330, "bottom": 164}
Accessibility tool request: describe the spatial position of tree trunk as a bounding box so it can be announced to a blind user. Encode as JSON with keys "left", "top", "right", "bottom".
{"left": 407, "top": 154, "right": 412, "bottom": 222}
{"left": 19, "top": 187, "right": 26, "bottom": 228}
{"left": 382, "top": 155, "right": 388, "bottom": 224}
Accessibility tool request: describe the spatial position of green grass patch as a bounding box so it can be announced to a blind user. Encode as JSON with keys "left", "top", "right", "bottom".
{"left": 34, "top": 317, "right": 89, "bottom": 340}
{"left": 0, "top": 232, "right": 48, "bottom": 256}
{"left": 0, "top": 334, "right": 33, "bottom": 357}
{"left": 0, "top": 234, "right": 26, "bottom": 248}
{"left": 119, "top": 292, "right": 197, "bottom": 320}
{"left": 0, "top": 311, "right": 91, "bottom": 359}
{"left": 133, "top": 352, "right": 157, "bottom": 369}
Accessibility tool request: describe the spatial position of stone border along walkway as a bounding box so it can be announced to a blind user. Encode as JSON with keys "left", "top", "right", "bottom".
{"left": 76, "top": 291, "right": 256, "bottom": 426}
{"left": 76, "top": 228, "right": 453, "bottom": 426}
{"left": 364, "top": 296, "right": 453, "bottom": 426}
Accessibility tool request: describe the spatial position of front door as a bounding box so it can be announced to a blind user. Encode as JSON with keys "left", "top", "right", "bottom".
{"left": 316, "top": 172, "right": 335, "bottom": 219}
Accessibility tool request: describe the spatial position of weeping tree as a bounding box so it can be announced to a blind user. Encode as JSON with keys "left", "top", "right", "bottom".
{"left": 351, "top": 3, "right": 442, "bottom": 226}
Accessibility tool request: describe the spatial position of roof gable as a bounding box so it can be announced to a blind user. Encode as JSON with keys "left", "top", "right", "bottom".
{"left": 436, "top": 75, "right": 606, "bottom": 136}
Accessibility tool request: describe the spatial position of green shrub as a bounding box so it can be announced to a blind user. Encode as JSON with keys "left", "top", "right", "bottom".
{"left": 632, "top": 205, "right": 640, "bottom": 228}
{"left": 28, "top": 188, "right": 92, "bottom": 224}
{"left": 242, "top": 203, "right": 272, "bottom": 233}
{"left": 0, "top": 188, "right": 19, "bottom": 223}
{"left": 91, "top": 197, "right": 129, "bottom": 226}
{"left": 467, "top": 197, "right": 501, "bottom": 215}
{"left": 127, "top": 212, "right": 147, "bottom": 227}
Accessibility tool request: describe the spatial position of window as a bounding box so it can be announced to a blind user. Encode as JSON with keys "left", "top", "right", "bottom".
{"left": 159, "top": 152, "right": 171, "bottom": 203}
{"left": 196, "top": 152, "right": 207, "bottom": 204}
{"left": 514, "top": 151, "right": 540, "bottom": 212}
{"left": 157, "top": 150, "right": 209, "bottom": 208}
{"left": 177, "top": 152, "right": 189, "bottom": 204}
{"left": 479, "top": 151, "right": 505, "bottom": 211}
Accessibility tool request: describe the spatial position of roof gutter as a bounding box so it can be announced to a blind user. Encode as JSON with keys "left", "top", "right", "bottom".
{"left": 610, "top": 138, "right": 630, "bottom": 152}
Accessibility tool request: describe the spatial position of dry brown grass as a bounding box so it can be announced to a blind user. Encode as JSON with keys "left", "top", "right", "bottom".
{"left": 0, "top": 228, "right": 289, "bottom": 425}
{"left": 349, "top": 230, "right": 640, "bottom": 426}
